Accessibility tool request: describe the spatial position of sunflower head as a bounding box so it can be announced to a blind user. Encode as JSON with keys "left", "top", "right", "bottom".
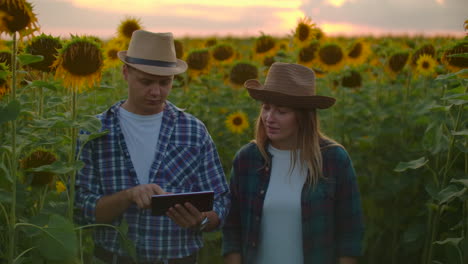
{"left": 442, "top": 41, "right": 468, "bottom": 72}
{"left": 263, "top": 56, "right": 275, "bottom": 67}
{"left": 0, "top": 0, "right": 39, "bottom": 37}
{"left": 294, "top": 17, "right": 317, "bottom": 44}
{"left": 20, "top": 148, "right": 57, "bottom": 186}
{"left": 411, "top": 44, "right": 435, "bottom": 66}
{"left": 229, "top": 62, "right": 258, "bottom": 87}
{"left": 117, "top": 17, "right": 142, "bottom": 39}
{"left": 54, "top": 36, "right": 104, "bottom": 92}
{"left": 387, "top": 51, "right": 409, "bottom": 75}
{"left": 174, "top": 39, "right": 184, "bottom": 59}
{"left": 298, "top": 41, "right": 320, "bottom": 66}
{"left": 255, "top": 34, "right": 276, "bottom": 54}
{"left": 0, "top": 50, "right": 12, "bottom": 69}
{"left": 225, "top": 111, "right": 249, "bottom": 134}
{"left": 415, "top": 54, "right": 437, "bottom": 77}
{"left": 186, "top": 49, "right": 210, "bottom": 76}
{"left": 341, "top": 70, "right": 362, "bottom": 89}
{"left": 347, "top": 40, "right": 370, "bottom": 65}
{"left": 317, "top": 43, "right": 346, "bottom": 72}
{"left": 25, "top": 34, "right": 62, "bottom": 72}
{"left": 0, "top": 62, "right": 10, "bottom": 99}
{"left": 205, "top": 37, "right": 217, "bottom": 47}
{"left": 212, "top": 43, "right": 234, "bottom": 62}
{"left": 102, "top": 39, "right": 123, "bottom": 70}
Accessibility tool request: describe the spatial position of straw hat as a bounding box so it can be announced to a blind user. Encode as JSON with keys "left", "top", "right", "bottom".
{"left": 244, "top": 62, "right": 335, "bottom": 109}
{"left": 118, "top": 30, "right": 187, "bottom": 76}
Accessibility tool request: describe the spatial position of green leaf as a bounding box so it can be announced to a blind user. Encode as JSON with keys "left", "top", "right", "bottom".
{"left": 0, "top": 161, "right": 12, "bottom": 184}
{"left": 451, "top": 129, "right": 468, "bottom": 136}
{"left": 451, "top": 179, "right": 468, "bottom": 188}
{"left": 448, "top": 53, "right": 468, "bottom": 58}
{"left": 78, "top": 130, "right": 108, "bottom": 146}
{"left": 29, "top": 80, "right": 59, "bottom": 91}
{"left": 18, "top": 54, "right": 43, "bottom": 66}
{"left": 28, "top": 160, "right": 84, "bottom": 175}
{"left": 77, "top": 115, "right": 103, "bottom": 133}
{"left": 0, "top": 70, "right": 9, "bottom": 79}
{"left": 436, "top": 185, "right": 466, "bottom": 204}
{"left": 36, "top": 214, "right": 77, "bottom": 261}
{"left": 394, "top": 157, "right": 428, "bottom": 172}
{"left": 428, "top": 104, "right": 453, "bottom": 112}
{"left": 118, "top": 219, "right": 137, "bottom": 261}
{"left": 0, "top": 189, "right": 12, "bottom": 203}
{"left": 436, "top": 69, "right": 468, "bottom": 80}
{"left": 433, "top": 237, "right": 463, "bottom": 247}
{"left": 0, "top": 99, "right": 21, "bottom": 125}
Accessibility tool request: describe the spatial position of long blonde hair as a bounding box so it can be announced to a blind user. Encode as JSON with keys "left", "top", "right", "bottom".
{"left": 253, "top": 106, "right": 338, "bottom": 187}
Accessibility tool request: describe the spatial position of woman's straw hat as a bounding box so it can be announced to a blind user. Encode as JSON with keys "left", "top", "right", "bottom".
{"left": 118, "top": 30, "right": 187, "bottom": 76}
{"left": 245, "top": 62, "right": 335, "bottom": 109}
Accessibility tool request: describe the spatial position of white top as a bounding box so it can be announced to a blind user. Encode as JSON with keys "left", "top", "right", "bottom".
{"left": 255, "top": 145, "right": 307, "bottom": 264}
{"left": 119, "top": 107, "right": 163, "bottom": 184}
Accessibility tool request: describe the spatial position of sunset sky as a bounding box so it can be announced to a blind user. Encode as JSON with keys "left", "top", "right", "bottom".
{"left": 33, "top": 0, "right": 466, "bottom": 39}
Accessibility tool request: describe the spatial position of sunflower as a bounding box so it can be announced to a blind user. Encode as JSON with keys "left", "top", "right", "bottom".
{"left": 316, "top": 43, "right": 346, "bottom": 72}
{"left": 411, "top": 44, "right": 435, "bottom": 67}
{"left": 263, "top": 56, "right": 275, "bottom": 67}
{"left": 341, "top": 70, "right": 362, "bottom": 89}
{"left": 298, "top": 41, "right": 320, "bottom": 67}
{"left": 255, "top": 34, "right": 276, "bottom": 56}
{"left": 205, "top": 37, "right": 217, "bottom": 48}
{"left": 415, "top": 54, "right": 437, "bottom": 77}
{"left": 0, "top": 50, "right": 12, "bottom": 69}
{"left": 56, "top": 180, "right": 66, "bottom": 193}
{"left": 225, "top": 111, "right": 249, "bottom": 134}
{"left": 186, "top": 48, "right": 210, "bottom": 77}
{"left": 117, "top": 16, "right": 142, "bottom": 40}
{"left": 54, "top": 36, "right": 104, "bottom": 92}
{"left": 386, "top": 51, "right": 409, "bottom": 77}
{"left": 20, "top": 148, "right": 57, "bottom": 186}
{"left": 25, "top": 34, "right": 62, "bottom": 73}
{"left": 294, "top": 17, "right": 317, "bottom": 46}
{"left": 347, "top": 39, "right": 370, "bottom": 66}
{"left": 212, "top": 43, "right": 234, "bottom": 63}
{"left": 174, "top": 39, "right": 184, "bottom": 59}
{"left": 442, "top": 41, "right": 468, "bottom": 73}
{"left": 229, "top": 62, "right": 258, "bottom": 87}
{"left": 0, "top": 0, "right": 38, "bottom": 37}
{"left": 103, "top": 38, "right": 124, "bottom": 70}
{"left": 0, "top": 62, "right": 10, "bottom": 99}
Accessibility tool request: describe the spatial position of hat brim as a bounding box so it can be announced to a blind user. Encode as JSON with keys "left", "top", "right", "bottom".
{"left": 118, "top": 51, "right": 187, "bottom": 76}
{"left": 245, "top": 79, "right": 336, "bottom": 109}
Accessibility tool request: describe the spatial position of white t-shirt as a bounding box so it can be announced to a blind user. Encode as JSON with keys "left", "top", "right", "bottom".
{"left": 119, "top": 107, "right": 163, "bottom": 184}
{"left": 255, "top": 145, "right": 307, "bottom": 264}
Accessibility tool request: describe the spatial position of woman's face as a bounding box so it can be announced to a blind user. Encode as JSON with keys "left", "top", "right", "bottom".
{"left": 261, "top": 103, "right": 298, "bottom": 150}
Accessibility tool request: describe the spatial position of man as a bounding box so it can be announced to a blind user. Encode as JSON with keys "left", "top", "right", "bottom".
{"left": 75, "top": 30, "right": 230, "bottom": 264}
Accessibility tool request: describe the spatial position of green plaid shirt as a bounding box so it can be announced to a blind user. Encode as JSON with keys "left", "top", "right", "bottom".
{"left": 222, "top": 141, "right": 364, "bottom": 264}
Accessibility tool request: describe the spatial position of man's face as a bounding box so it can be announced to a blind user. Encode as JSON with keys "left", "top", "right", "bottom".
{"left": 123, "top": 65, "right": 174, "bottom": 115}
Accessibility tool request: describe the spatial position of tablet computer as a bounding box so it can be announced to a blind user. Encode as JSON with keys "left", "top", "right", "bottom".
{"left": 151, "top": 191, "right": 214, "bottom": 216}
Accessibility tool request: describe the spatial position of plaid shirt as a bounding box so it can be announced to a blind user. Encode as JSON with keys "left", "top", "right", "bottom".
{"left": 222, "top": 141, "right": 364, "bottom": 264}
{"left": 75, "top": 100, "right": 230, "bottom": 262}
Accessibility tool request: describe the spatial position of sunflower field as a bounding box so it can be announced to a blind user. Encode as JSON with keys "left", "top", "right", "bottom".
{"left": 0, "top": 1, "right": 467, "bottom": 264}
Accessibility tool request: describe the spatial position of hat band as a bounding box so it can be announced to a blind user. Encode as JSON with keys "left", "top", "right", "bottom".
{"left": 125, "top": 56, "right": 177, "bottom": 67}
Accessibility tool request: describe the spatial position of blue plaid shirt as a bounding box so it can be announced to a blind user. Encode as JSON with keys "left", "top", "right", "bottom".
{"left": 75, "top": 100, "right": 230, "bottom": 262}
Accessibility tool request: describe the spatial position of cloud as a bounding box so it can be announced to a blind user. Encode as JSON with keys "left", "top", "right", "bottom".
{"left": 300, "top": 0, "right": 466, "bottom": 33}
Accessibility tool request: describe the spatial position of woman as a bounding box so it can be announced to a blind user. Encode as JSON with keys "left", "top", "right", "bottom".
{"left": 222, "top": 62, "right": 364, "bottom": 264}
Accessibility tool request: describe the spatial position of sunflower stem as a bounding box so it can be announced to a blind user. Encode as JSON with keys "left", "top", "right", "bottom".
{"left": 8, "top": 31, "right": 18, "bottom": 264}
{"left": 68, "top": 88, "right": 78, "bottom": 220}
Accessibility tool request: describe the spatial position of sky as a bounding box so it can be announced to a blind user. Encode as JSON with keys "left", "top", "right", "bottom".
{"left": 32, "top": 0, "right": 466, "bottom": 39}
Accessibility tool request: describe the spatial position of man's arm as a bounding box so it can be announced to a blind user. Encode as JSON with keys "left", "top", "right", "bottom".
{"left": 96, "top": 183, "right": 165, "bottom": 223}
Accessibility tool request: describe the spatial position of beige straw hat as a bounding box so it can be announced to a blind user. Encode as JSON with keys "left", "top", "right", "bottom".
{"left": 118, "top": 30, "right": 187, "bottom": 76}
{"left": 244, "top": 62, "right": 335, "bottom": 109}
